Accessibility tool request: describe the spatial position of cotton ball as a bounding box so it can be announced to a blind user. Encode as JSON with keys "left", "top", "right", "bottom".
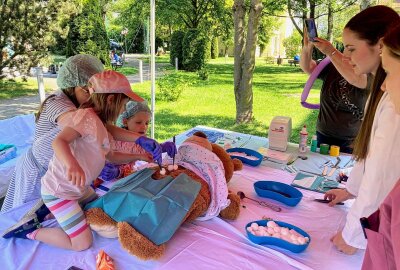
{"left": 250, "top": 223, "right": 259, "bottom": 230}
{"left": 297, "top": 237, "right": 306, "bottom": 245}
{"left": 272, "top": 233, "right": 281, "bottom": 239}
{"left": 290, "top": 234, "right": 298, "bottom": 241}
{"left": 304, "top": 237, "right": 309, "bottom": 243}
{"left": 281, "top": 234, "right": 292, "bottom": 242}
{"left": 273, "top": 226, "right": 281, "bottom": 233}
{"left": 267, "top": 227, "right": 274, "bottom": 234}
{"left": 173, "top": 164, "right": 178, "bottom": 170}
{"left": 267, "top": 221, "right": 278, "bottom": 228}
{"left": 261, "top": 230, "right": 269, "bottom": 237}
{"left": 280, "top": 227, "right": 289, "bottom": 236}
{"left": 167, "top": 165, "right": 174, "bottom": 171}
{"left": 290, "top": 229, "right": 301, "bottom": 237}
{"left": 255, "top": 230, "right": 264, "bottom": 236}
{"left": 247, "top": 227, "right": 254, "bottom": 234}
{"left": 291, "top": 239, "right": 300, "bottom": 245}
{"left": 160, "top": 168, "right": 166, "bottom": 175}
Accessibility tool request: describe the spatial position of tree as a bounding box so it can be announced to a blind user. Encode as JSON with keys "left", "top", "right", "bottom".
{"left": 159, "top": 0, "right": 224, "bottom": 29}
{"left": 0, "top": 0, "right": 71, "bottom": 78}
{"left": 287, "top": 0, "right": 358, "bottom": 42}
{"left": 66, "top": 0, "right": 109, "bottom": 65}
{"left": 233, "top": 0, "right": 263, "bottom": 123}
{"left": 283, "top": 31, "right": 302, "bottom": 58}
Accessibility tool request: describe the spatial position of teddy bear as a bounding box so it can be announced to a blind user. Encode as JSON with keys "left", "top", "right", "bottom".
{"left": 85, "top": 131, "right": 243, "bottom": 260}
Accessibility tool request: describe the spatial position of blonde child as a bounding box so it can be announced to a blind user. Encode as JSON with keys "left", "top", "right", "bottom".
{"left": 3, "top": 70, "right": 150, "bottom": 251}
{"left": 99, "top": 100, "right": 177, "bottom": 180}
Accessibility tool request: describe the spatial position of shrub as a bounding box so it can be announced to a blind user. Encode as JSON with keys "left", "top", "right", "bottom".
{"left": 197, "top": 68, "right": 209, "bottom": 80}
{"left": 170, "top": 30, "right": 185, "bottom": 69}
{"left": 156, "top": 72, "right": 187, "bottom": 101}
{"left": 65, "top": 0, "right": 109, "bottom": 65}
{"left": 182, "top": 29, "right": 209, "bottom": 71}
{"left": 211, "top": 37, "right": 219, "bottom": 59}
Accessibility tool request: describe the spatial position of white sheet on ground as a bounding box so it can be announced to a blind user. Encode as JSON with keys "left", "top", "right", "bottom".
{"left": 0, "top": 114, "right": 35, "bottom": 197}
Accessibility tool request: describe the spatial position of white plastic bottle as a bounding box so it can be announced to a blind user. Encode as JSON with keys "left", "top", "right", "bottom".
{"left": 299, "top": 125, "right": 308, "bottom": 153}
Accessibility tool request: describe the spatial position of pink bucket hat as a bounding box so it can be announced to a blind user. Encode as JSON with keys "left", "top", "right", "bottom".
{"left": 88, "top": 70, "right": 144, "bottom": 102}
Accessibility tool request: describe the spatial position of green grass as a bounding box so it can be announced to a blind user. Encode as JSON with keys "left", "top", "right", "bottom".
{"left": 132, "top": 56, "right": 321, "bottom": 144}
{"left": 0, "top": 78, "right": 55, "bottom": 99}
{"left": 113, "top": 66, "right": 138, "bottom": 75}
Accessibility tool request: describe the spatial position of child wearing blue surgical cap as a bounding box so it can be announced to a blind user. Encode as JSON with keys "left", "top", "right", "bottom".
{"left": 99, "top": 101, "right": 177, "bottom": 180}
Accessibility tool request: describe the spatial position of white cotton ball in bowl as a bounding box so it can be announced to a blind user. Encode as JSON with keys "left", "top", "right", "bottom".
{"left": 267, "top": 227, "right": 275, "bottom": 234}
{"left": 297, "top": 237, "right": 306, "bottom": 245}
{"left": 273, "top": 226, "right": 281, "bottom": 233}
{"left": 167, "top": 165, "right": 174, "bottom": 171}
{"left": 272, "top": 233, "right": 281, "bottom": 239}
{"left": 281, "top": 234, "right": 292, "bottom": 242}
{"left": 290, "top": 229, "right": 301, "bottom": 237}
{"left": 280, "top": 227, "right": 289, "bottom": 235}
{"left": 255, "top": 230, "right": 264, "bottom": 236}
{"left": 250, "top": 223, "right": 259, "bottom": 230}
{"left": 247, "top": 227, "right": 254, "bottom": 233}
{"left": 304, "top": 237, "right": 309, "bottom": 243}
{"left": 173, "top": 164, "right": 178, "bottom": 170}
{"left": 267, "top": 221, "right": 278, "bottom": 228}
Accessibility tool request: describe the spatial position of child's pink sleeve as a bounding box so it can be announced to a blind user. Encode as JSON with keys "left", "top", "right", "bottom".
{"left": 58, "top": 109, "right": 100, "bottom": 138}
{"left": 110, "top": 139, "right": 146, "bottom": 154}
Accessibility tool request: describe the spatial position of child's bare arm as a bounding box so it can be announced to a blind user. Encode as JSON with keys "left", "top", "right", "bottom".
{"left": 106, "top": 124, "right": 141, "bottom": 142}
{"left": 52, "top": 127, "right": 85, "bottom": 187}
{"left": 106, "top": 151, "right": 153, "bottom": 164}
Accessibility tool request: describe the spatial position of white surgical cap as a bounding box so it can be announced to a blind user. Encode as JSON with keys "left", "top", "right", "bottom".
{"left": 116, "top": 100, "right": 151, "bottom": 128}
{"left": 57, "top": 54, "right": 104, "bottom": 89}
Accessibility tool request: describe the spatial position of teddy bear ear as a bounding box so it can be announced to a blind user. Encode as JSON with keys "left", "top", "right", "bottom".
{"left": 232, "top": 158, "right": 243, "bottom": 171}
{"left": 193, "top": 131, "right": 207, "bottom": 138}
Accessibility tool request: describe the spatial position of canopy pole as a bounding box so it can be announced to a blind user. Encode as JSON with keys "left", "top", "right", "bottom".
{"left": 150, "top": 0, "right": 156, "bottom": 139}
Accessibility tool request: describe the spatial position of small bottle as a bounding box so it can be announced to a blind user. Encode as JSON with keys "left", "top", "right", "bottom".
{"left": 310, "top": 135, "right": 318, "bottom": 152}
{"left": 299, "top": 125, "right": 308, "bottom": 153}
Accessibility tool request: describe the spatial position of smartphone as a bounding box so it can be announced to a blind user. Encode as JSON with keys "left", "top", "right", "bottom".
{"left": 305, "top": 18, "right": 318, "bottom": 42}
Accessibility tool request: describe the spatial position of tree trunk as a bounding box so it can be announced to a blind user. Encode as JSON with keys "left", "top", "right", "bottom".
{"left": 327, "top": 1, "right": 333, "bottom": 43}
{"left": 233, "top": 0, "right": 263, "bottom": 124}
{"left": 288, "top": 0, "right": 305, "bottom": 38}
{"left": 309, "top": 0, "right": 315, "bottom": 19}
{"left": 233, "top": 0, "right": 246, "bottom": 121}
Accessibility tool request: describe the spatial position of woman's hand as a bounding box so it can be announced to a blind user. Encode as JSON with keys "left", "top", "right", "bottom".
{"left": 324, "top": 189, "right": 353, "bottom": 206}
{"left": 312, "top": 37, "right": 336, "bottom": 56}
{"left": 331, "top": 230, "right": 358, "bottom": 255}
{"left": 66, "top": 160, "right": 86, "bottom": 187}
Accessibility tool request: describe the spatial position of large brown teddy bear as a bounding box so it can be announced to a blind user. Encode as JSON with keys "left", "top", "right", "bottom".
{"left": 85, "top": 132, "right": 243, "bottom": 260}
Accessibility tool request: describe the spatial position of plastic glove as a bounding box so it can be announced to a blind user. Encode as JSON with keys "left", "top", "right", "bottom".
{"left": 99, "top": 163, "right": 120, "bottom": 181}
{"left": 135, "top": 136, "right": 162, "bottom": 164}
{"left": 160, "top": 141, "right": 177, "bottom": 158}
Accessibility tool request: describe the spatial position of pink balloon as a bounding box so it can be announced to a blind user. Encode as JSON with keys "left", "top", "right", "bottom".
{"left": 301, "top": 57, "right": 331, "bottom": 109}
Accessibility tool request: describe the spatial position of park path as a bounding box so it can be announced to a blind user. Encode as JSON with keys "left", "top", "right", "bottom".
{"left": 0, "top": 54, "right": 170, "bottom": 120}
